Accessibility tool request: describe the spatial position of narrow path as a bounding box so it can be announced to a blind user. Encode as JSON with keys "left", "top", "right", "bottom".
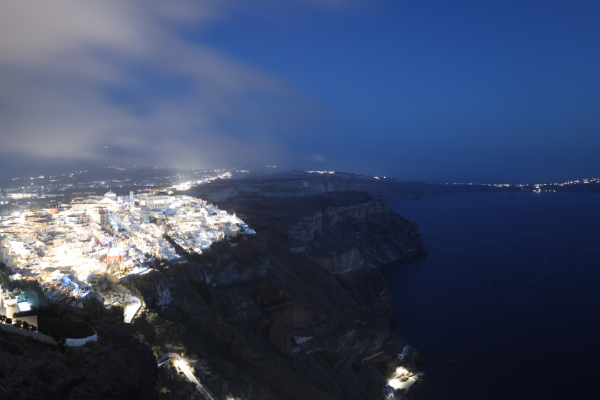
{"left": 123, "top": 296, "right": 141, "bottom": 323}
{"left": 157, "top": 354, "right": 217, "bottom": 400}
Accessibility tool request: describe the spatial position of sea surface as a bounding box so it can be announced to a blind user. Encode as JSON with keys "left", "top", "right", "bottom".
{"left": 383, "top": 192, "right": 600, "bottom": 400}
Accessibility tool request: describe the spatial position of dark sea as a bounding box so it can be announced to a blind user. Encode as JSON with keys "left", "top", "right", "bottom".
{"left": 383, "top": 192, "right": 600, "bottom": 400}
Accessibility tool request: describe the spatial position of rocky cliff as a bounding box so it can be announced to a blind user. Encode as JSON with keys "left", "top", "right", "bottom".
{"left": 124, "top": 189, "right": 426, "bottom": 400}
{"left": 284, "top": 195, "right": 426, "bottom": 274}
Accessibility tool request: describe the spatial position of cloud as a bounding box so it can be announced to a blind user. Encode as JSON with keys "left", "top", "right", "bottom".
{"left": 0, "top": 0, "right": 331, "bottom": 170}
{"left": 310, "top": 153, "right": 327, "bottom": 163}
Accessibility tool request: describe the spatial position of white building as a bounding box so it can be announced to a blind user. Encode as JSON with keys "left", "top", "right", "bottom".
{"left": 139, "top": 195, "right": 171, "bottom": 210}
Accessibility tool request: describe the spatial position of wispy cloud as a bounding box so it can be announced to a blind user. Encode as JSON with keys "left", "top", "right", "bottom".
{"left": 0, "top": 0, "right": 333, "bottom": 170}
{"left": 310, "top": 153, "right": 327, "bottom": 163}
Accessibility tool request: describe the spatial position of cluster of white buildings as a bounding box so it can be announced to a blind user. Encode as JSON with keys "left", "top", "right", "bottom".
{"left": 0, "top": 190, "right": 254, "bottom": 302}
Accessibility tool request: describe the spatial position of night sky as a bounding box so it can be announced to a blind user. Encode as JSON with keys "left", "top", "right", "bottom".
{"left": 1, "top": 0, "right": 599, "bottom": 183}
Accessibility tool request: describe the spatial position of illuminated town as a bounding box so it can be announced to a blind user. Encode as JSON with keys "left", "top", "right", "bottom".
{"left": 0, "top": 189, "right": 254, "bottom": 320}
{"left": 304, "top": 170, "right": 600, "bottom": 192}
{"left": 448, "top": 176, "right": 600, "bottom": 190}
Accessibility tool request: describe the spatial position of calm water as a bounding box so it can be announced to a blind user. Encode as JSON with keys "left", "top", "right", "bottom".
{"left": 383, "top": 192, "right": 600, "bottom": 400}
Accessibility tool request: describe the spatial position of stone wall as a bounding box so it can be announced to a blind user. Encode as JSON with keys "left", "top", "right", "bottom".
{"left": 0, "top": 322, "right": 56, "bottom": 345}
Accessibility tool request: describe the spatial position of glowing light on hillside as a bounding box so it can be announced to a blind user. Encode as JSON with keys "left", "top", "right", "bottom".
{"left": 174, "top": 358, "right": 189, "bottom": 373}
{"left": 387, "top": 378, "right": 403, "bottom": 390}
{"left": 387, "top": 365, "right": 423, "bottom": 392}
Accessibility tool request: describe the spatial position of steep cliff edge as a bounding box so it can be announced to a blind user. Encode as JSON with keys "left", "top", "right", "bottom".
{"left": 125, "top": 189, "right": 426, "bottom": 400}
{"left": 284, "top": 195, "right": 427, "bottom": 274}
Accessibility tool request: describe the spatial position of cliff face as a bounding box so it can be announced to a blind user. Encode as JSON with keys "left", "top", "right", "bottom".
{"left": 126, "top": 189, "right": 425, "bottom": 400}
{"left": 189, "top": 193, "right": 426, "bottom": 281}
{"left": 286, "top": 197, "right": 426, "bottom": 274}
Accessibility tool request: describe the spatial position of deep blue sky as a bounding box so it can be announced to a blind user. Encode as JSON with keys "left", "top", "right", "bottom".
{"left": 1, "top": 0, "right": 599, "bottom": 183}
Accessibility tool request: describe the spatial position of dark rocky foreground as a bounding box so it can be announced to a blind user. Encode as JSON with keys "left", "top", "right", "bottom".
{"left": 1, "top": 187, "right": 426, "bottom": 400}
{"left": 0, "top": 304, "right": 158, "bottom": 400}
